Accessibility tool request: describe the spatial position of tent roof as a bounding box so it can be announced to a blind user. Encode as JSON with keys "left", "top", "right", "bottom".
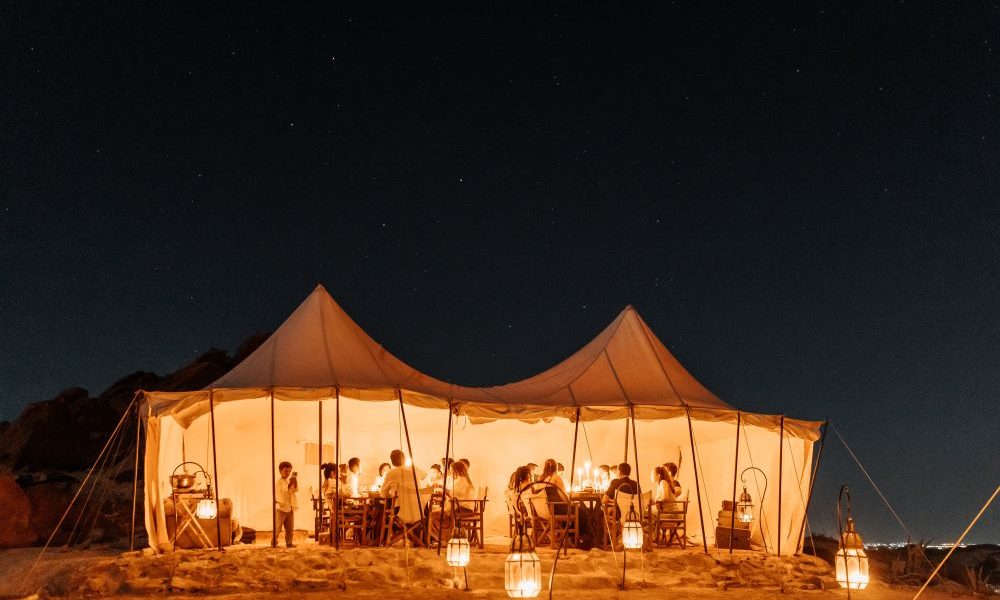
{"left": 142, "top": 285, "right": 821, "bottom": 438}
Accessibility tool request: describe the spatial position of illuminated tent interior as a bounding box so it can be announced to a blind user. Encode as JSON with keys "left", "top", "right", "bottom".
{"left": 141, "top": 285, "right": 823, "bottom": 554}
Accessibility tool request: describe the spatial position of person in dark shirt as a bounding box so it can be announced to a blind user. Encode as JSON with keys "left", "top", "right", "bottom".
{"left": 603, "top": 462, "right": 637, "bottom": 518}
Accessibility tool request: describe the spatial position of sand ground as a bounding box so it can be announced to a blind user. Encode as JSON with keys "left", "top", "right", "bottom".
{"left": 0, "top": 544, "right": 975, "bottom": 600}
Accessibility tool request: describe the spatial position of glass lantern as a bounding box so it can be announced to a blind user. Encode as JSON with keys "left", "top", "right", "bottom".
{"left": 835, "top": 516, "right": 870, "bottom": 590}
{"left": 622, "top": 506, "right": 643, "bottom": 550}
{"left": 196, "top": 498, "right": 218, "bottom": 520}
{"left": 736, "top": 486, "right": 754, "bottom": 524}
{"left": 447, "top": 530, "right": 471, "bottom": 567}
{"left": 505, "top": 532, "right": 542, "bottom": 598}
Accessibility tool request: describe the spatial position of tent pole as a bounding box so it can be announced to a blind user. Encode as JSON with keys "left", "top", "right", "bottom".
{"left": 796, "top": 420, "right": 828, "bottom": 554}
{"left": 335, "top": 387, "right": 341, "bottom": 549}
{"left": 318, "top": 398, "right": 323, "bottom": 544}
{"left": 130, "top": 400, "right": 140, "bottom": 552}
{"left": 685, "top": 406, "right": 709, "bottom": 554}
{"left": 623, "top": 410, "right": 630, "bottom": 464}
{"left": 397, "top": 389, "right": 424, "bottom": 544}
{"left": 437, "top": 402, "right": 453, "bottom": 555}
{"left": 209, "top": 389, "right": 223, "bottom": 551}
{"left": 629, "top": 405, "right": 645, "bottom": 578}
{"left": 548, "top": 406, "right": 582, "bottom": 600}
{"left": 729, "top": 411, "right": 741, "bottom": 554}
{"left": 270, "top": 391, "right": 277, "bottom": 548}
{"left": 778, "top": 415, "right": 784, "bottom": 556}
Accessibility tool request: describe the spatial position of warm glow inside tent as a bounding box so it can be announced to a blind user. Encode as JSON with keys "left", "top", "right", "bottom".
{"left": 141, "top": 285, "right": 822, "bottom": 554}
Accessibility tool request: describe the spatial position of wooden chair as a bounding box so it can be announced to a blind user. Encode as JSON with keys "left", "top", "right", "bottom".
{"left": 653, "top": 497, "right": 689, "bottom": 549}
{"left": 526, "top": 492, "right": 554, "bottom": 548}
{"left": 545, "top": 486, "right": 579, "bottom": 555}
{"left": 453, "top": 487, "right": 488, "bottom": 549}
{"left": 337, "top": 498, "right": 368, "bottom": 546}
{"left": 504, "top": 488, "right": 525, "bottom": 538}
{"left": 378, "top": 496, "right": 396, "bottom": 547}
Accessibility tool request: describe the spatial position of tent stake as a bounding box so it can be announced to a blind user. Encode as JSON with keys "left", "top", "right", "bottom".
{"left": 729, "top": 411, "right": 741, "bottom": 554}
{"left": 270, "top": 391, "right": 277, "bottom": 549}
{"left": 437, "top": 402, "right": 454, "bottom": 555}
{"left": 685, "top": 406, "right": 709, "bottom": 554}
{"left": 397, "top": 390, "right": 425, "bottom": 545}
{"left": 335, "top": 387, "right": 341, "bottom": 549}
{"left": 778, "top": 415, "right": 784, "bottom": 556}
{"left": 796, "top": 420, "right": 828, "bottom": 555}
{"left": 130, "top": 401, "right": 141, "bottom": 552}
{"left": 209, "top": 389, "right": 223, "bottom": 551}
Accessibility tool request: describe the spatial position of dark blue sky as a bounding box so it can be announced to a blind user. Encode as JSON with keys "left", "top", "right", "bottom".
{"left": 1, "top": 3, "right": 997, "bottom": 543}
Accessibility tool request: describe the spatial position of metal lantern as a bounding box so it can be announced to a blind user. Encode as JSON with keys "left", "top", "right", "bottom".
{"left": 447, "top": 529, "right": 471, "bottom": 567}
{"left": 836, "top": 486, "right": 870, "bottom": 594}
{"left": 736, "top": 485, "right": 754, "bottom": 524}
{"left": 505, "top": 532, "right": 541, "bottom": 598}
{"left": 195, "top": 498, "right": 218, "bottom": 520}
{"left": 622, "top": 505, "right": 643, "bottom": 550}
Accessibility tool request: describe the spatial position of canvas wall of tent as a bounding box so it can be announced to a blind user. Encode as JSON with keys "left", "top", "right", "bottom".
{"left": 140, "top": 285, "right": 822, "bottom": 553}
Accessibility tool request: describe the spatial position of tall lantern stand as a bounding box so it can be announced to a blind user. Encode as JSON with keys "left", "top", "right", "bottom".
{"left": 736, "top": 466, "right": 768, "bottom": 551}
{"left": 619, "top": 499, "right": 645, "bottom": 590}
{"left": 835, "top": 485, "right": 870, "bottom": 597}
{"left": 506, "top": 485, "right": 543, "bottom": 598}
{"left": 446, "top": 510, "right": 472, "bottom": 591}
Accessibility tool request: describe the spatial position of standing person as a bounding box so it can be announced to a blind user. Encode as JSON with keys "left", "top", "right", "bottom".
{"left": 347, "top": 457, "right": 362, "bottom": 496}
{"left": 274, "top": 461, "right": 298, "bottom": 548}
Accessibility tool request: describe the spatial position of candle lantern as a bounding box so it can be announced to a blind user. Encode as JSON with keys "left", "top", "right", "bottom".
{"left": 195, "top": 497, "right": 218, "bottom": 520}
{"left": 505, "top": 531, "right": 541, "bottom": 598}
{"left": 736, "top": 485, "right": 754, "bottom": 524}
{"left": 447, "top": 527, "right": 471, "bottom": 567}
{"left": 622, "top": 504, "right": 643, "bottom": 550}
{"left": 835, "top": 486, "right": 870, "bottom": 594}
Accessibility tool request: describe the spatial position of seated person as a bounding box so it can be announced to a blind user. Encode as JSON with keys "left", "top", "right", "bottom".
{"left": 658, "top": 462, "right": 682, "bottom": 510}
{"left": 380, "top": 449, "right": 427, "bottom": 524}
{"left": 372, "top": 462, "right": 391, "bottom": 492}
{"left": 347, "top": 457, "right": 362, "bottom": 497}
{"left": 603, "top": 462, "right": 637, "bottom": 518}
{"left": 446, "top": 461, "right": 476, "bottom": 509}
{"left": 538, "top": 458, "right": 566, "bottom": 492}
{"left": 596, "top": 464, "right": 612, "bottom": 490}
{"left": 422, "top": 464, "right": 444, "bottom": 489}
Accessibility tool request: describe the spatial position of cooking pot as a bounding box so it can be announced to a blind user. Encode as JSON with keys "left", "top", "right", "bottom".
{"left": 171, "top": 473, "right": 196, "bottom": 490}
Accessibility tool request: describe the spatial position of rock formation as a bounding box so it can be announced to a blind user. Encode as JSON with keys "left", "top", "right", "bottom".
{"left": 0, "top": 333, "right": 269, "bottom": 548}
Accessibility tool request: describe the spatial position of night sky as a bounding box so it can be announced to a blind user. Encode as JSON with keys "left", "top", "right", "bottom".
{"left": 2, "top": 4, "right": 998, "bottom": 543}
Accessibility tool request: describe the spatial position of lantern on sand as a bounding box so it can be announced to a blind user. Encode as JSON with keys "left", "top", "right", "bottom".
{"left": 505, "top": 530, "right": 541, "bottom": 598}
{"left": 622, "top": 504, "right": 643, "bottom": 550}
{"left": 505, "top": 484, "right": 542, "bottom": 598}
{"left": 835, "top": 486, "right": 870, "bottom": 594}
{"left": 447, "top": 527, "right": 471, "bottom": 568}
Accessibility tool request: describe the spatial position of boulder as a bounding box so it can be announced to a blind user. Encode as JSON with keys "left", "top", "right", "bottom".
{"left": 0, "top": 473, "right": 36, "bottom": 546}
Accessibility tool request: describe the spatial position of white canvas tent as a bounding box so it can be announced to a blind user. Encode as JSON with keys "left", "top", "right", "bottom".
{"left": 141, "top": 285, "right": 822, "bottom": 554}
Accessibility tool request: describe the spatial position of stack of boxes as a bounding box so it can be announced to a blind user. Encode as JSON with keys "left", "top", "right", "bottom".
{"left": 715, "top": 500, "right": 751, "bottom": 550}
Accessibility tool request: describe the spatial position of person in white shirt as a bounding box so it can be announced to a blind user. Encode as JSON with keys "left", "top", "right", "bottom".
{"left": 447, "top": 461, "right": 476, "bottom": 504}
{"left": 347, "top": 457, "right": 362, "bottom": 497}
{"left": 380, "top": 450, "right": 427, "bottom": 524}
{"left": 273, "top": 460, "right": 298, "bottom": 548}
{"left": 422, "top": 464, "right": 444, "bottom": 489}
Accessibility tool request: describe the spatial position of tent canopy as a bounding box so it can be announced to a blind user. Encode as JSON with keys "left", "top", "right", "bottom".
{"left": 143, "top": 285, "right": 820, "bottom": 439}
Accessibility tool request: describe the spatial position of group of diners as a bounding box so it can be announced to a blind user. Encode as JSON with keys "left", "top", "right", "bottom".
{"left": 508, "top": 458, "right": 685, "bottom": 514}
{"left": 319, "top": 453, "right": 477, "bottom": 507}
